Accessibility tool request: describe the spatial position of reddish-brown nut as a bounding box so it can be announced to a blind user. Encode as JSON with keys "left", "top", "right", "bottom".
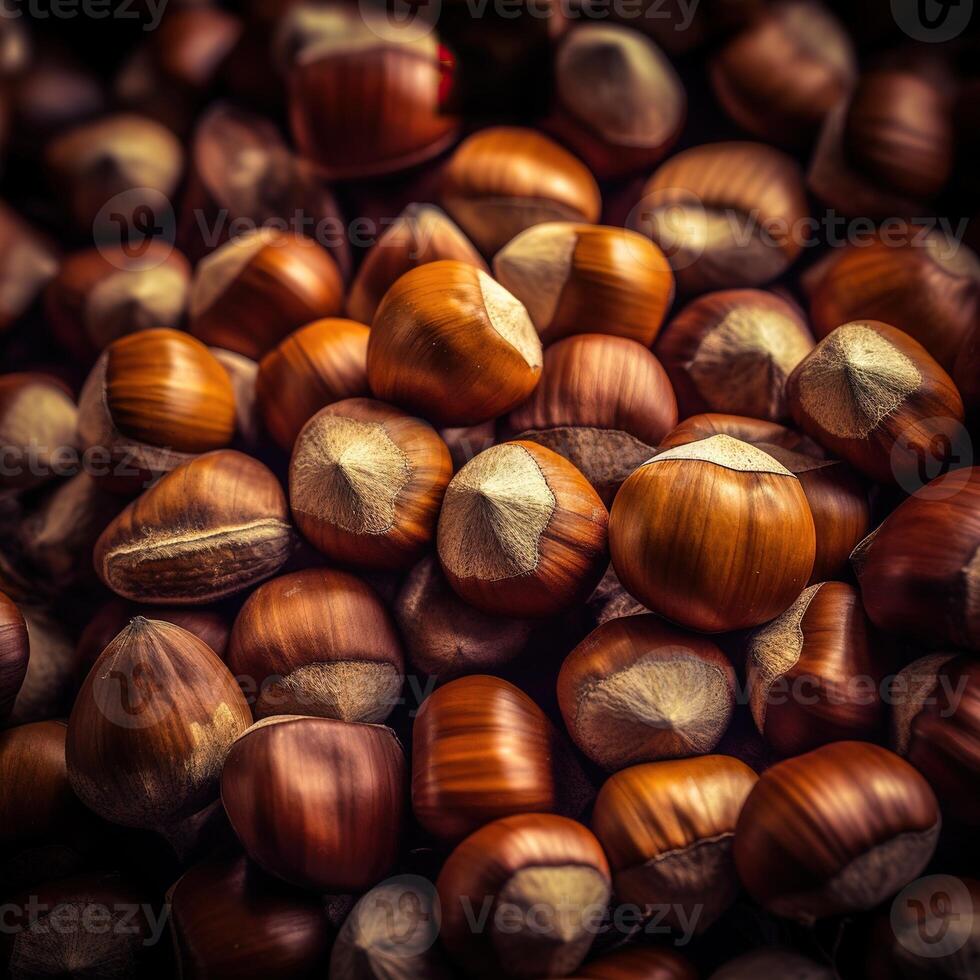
{"left": 413, "top": 675, "right": 569, "bottom": 843}
{"left": 0, "top": 202, "right": 59, "bottom": 333}
{"left": 785, "top": 320, "right": 965, "bottom": 486}
{"left": 746, "top": 582, "right": 888, "bottom": 757}
{"left": 710, "top": 0, "right": 856, "bottom": 147}
{"left": 0, "top": 590, "right": 27, "bottom": 722}
{"left": 189, "top": 229, "right": 344, "bottom": 359}
{"left": 394, "top": 556, "right": 533, "bottom": 680}
{"left": 347, "top": 203, "right": 487, "bottom": 326}
{"left": 168, "top": 854, "right": 338, "bottom": 980}
{"left": 0, "top": 373, "right": 77, "bottom": 495}
{"left": 437, "top": 814, "right": 611, "bottom": 978}
{"left": 592, "top": 756, "right": 758, "bottom": 932}
{"left": 892, "top": 654, "right": 980, "bottom": 825}
{"left": 95, "top": 450, "right": 292, "bottom": 604}
{"left": 734, "top": 741, "right": 941, "bottom": 923}
{"left": 283, "top": 8, "right": 458, "bottom": 179}
{"left": 660, "top": 412, "right": 824, "bottom": 455}
{"left": 227, "top": 568, "right": 404, "bottom": 722}
{"left": 178, "top": 102, "right": 350, "bottom": 273}
{"left": 77, "top": 328, "right": 237, "bottom": 482}
{"left": 66, "top": 618, "right": 252, "bottom": 853}
{"left": 221, "top": 715, "right": 404, "bottom": 892}
{"left": 575, "top": 946, "right": 698, "bottom": 980}
{"left": 955, "top": 320, "right": 980, "bottom": 418}
{"left": 45, "top": 113, "right": 183, "bottom": 234}
{"left": 115, "top": 7, "right": 242, "bottom": 134}
{"left": 441, "top": 127, "right": 602, "bottom": 256}
{"left": 655, "top": 289, "right": 814, "bottom": 421}
{"left": 289, "top": 397, "right": 452, "bottom": 569}
{"left": 806, "top": 232, "right": 980, "bottom": 371}
{"left": 8, "top": 608, "right": 74, "bottom": 728}
{"left": 493, "top": 224, "right": 675, "bottom": 347}
{"left": 610, "top": 436, "right": 815, "bottom": 632}
{"left": 0, "top": 720, "right": 87, "bottom": 857}
{"left": 502, "top": 334, "right": 677, "bottom": 504}
{"left": 856, "top": 466, "right": 980, "bottom": 651}
{"left": 757, "top": 444, "right": 869, "bottom": 582}
{"left": 368, "top": 260, "right": 543, "bottom": 427}
{"left": 256, "top": 318, "right": 370, "bottom": 451}
{"left": 808, "top": 70, "right": 955, "bottom": 219}
{"left": 437, "top": 441, "right": 609, "bottom": 617}
{"left": 558, "top": 614, "right": 736, "bottom": 770}
{"left": 74, "top": 598, "right": 230, "bottom": 690}
{"left": 547, "top": 24, "right": 686, "bottom": 179}
{"left": 44, "top": 244, "right": 192, "bottom": 363}
{"left": 844, "top": 70, "right": 954, "bottom": 201}
{"left": 709, "top": 949, "right": 835, "bottom": 979}
{"left": 633, "top": 142, "right": 808, "bottom": 293}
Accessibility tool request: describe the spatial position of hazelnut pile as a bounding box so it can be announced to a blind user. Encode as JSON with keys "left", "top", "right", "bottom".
{"left": 0, "top": 2, "right": 978, "bottom": 978}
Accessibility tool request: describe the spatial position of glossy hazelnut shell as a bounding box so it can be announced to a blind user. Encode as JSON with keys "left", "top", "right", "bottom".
{"left": 256, "top": 317, "right": 370, "bottom": 451}
{"left": 287, "top": 38, "right": 458, "bottom": 180}
{"left": 746, "top": 582, "right": 888, "bottom": 757}
{"left": 103, "top": 327, "right": 237, "bottom": 454}
{"left": 367, "top": 259, "right": 543, "bottom": 427}
{"left": 0, "top": 590, "right": 28, "bottom": 721}
{"left": 0, "top": 720, "right": 80, "bottom": 851}
{"left": 441, "top": 126, "right": 602, "bottom": 256}
{"left": 592, "top": 755, "right": 758, "bottom": 931}
{"left": 558, "top": 614, "right": 736, "bottom": 770}
{"left": 733, "top": 741, "right": 940, "bottom": 923}
{"left": 636, "top": 141, "right": 807, "bottom": 293}
{"left": 709, "top": 1, "right": 855, "bottom": 147}
{"left": 659, "top": 413, "right": 824, "bottom": 456}
{"left": 493, "top": 224, "right": 675, "bottom": 347}
{"left": 221, "top": 715, "right": 405, "bottom": 892}
{"left": 44, "top": 244, "right": 192, "bottom": 363}
{"left": 437, "top": 440, "right": 609, "bottom": 618}
{"left": 94, "top": 450, "right": 292, "bottom": 604}
{"left": 655, "top": 289, "right": 814, "bottom": 421}
{"left": 395, "top": 556, "right": 533, "bottom": 679}
{"left": 437, "top": 813, "right": 611, "bottom": 978}
{"left": 502, "top": 334, "right": 677, "bottom": 501}
{"left": 66, "top": 618, "right": 252, "bottom": 839}
{"left": 610, "top": 436, "right": 815, "bottom": 632}
{"left": 412, "top": 675, "right": 560, "bottom": 842}
{"left": 955, "top": 321, "right": 980, "bottom": 417}
{"left": 347, "top": 203, "right": 487, "bottom": 325}
{"left": 759, "top": 444, "right": 869, "bottom": 583}
{"left": 858, "top": 466, "right": 980, "bottom": 651}
{"left": 844, "top": 70, "right": 953, "bottom": 200}
{"left": 168, "top": 854, "right": 333, "bottom": 980}
{"left": 785, "top": 320, "right": 965, "bottom": 486}
{"left": 548, "top": 24, "right": 686, "bottom": 179}
{"left": 893, "top": 655, "right": 980, "bottom": 825}
{"left": 289, "top": 397, "right": 452, "bottom": 570}
{"left": 189, "top": 230, "right": 344, "bottom": 360}
{"left": 807, "top": 235, "right": 980, "bottom": 371}
{"left": 575, "top": 946, "right": 698, "bottom": 980}
{"left": 227, "top": 568, "right": 404, "bottom": 722}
